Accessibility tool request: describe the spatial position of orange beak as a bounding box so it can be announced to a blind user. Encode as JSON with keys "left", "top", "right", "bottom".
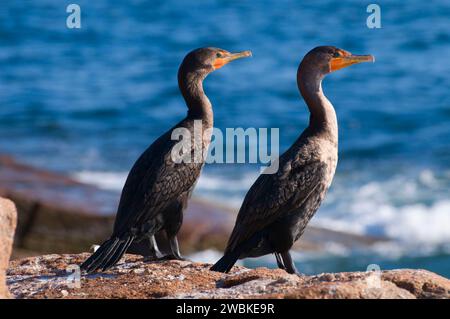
{"left": 213, "top": 50, "right": 252, "bottom": 70}
{"left": 330, "top": 54, "right": 375, "bottom": 72}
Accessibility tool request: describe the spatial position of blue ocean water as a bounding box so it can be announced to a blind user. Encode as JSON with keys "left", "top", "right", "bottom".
{"left": 0, "top": 1, "right": 449, "bottom": 277}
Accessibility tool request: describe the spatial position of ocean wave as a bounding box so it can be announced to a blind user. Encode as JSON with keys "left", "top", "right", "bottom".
{"left": 317, "top": 200, "right": 450, "bottom": 246}
{"left": 73, "top": 171, "right": 127, "bottom": 192}
{"left": 316, "top": 169, "right": 450, "bottom": 248}
{"left": 73, "top": 169, "right": 257, "bottom": 209}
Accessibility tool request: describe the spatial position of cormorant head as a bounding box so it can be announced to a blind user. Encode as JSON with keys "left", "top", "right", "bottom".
{"left": 300, "top": 46, "right": 374, "bottom": 76}
{"left": 179, "top": 47, "right": 252, "bottom": 77}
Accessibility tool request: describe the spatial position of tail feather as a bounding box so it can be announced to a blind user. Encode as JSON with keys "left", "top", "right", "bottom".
{"left": 101, "top": 236, "right": 134, "bottom": 271}
{"left": 210, "top": 250, "right": 240, "bottom": 273}
{"left": 81, "top": 236, "right": 133, "bottom": 273}
{"left": 81, "top": 237, "right": 119, "bottom": 272}
{"left": 211, "top": 232, "right": 264, "bottom": 273}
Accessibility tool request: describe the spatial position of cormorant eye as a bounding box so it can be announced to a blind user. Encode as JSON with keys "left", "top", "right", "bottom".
{"left": 333, "top": 52, "right": 341, "bottom": 58}
{"left": 216, "top": 52, "right": 223, "bottom": 58}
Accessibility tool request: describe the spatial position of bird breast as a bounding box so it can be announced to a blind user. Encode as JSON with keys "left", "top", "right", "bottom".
{"left": 318, "top": 138, "right": 338, "bottom": 188}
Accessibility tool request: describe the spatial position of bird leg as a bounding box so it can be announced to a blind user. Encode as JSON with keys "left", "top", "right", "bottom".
{"left": 160, "top": 236, "right": 186, "bottom": 261}
{"left": 275, "top": 253, "right": 286, "bottom": 270}
{"left": 280, "top": 251, "right": 299, "bottom": 275}
{"left": 143, "top": 235, "right": 163, "bottom": 262}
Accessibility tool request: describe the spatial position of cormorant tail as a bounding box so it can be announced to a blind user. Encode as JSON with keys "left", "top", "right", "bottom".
{"left": 210, "top": 250, "right": 240, "bottom": 273}
{"left": 100, "top": 236, "right": 134, "bottom": 271}
{"left": 210, "top": 231, "right": 265, "bottom": 273}
{"left": 80, "top": 235, "right": 134, "bottom": 273}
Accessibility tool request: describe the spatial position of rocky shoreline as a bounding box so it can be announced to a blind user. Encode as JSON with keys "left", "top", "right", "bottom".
{"left": 6, "top": 253, "right": 450, "bottom": 299}
{"left": 0, "top": 198, "right": 17, "bottom": 298}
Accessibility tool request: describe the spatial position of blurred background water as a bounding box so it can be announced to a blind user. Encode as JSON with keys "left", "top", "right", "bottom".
{"left": 0, "top": 0, "right": 449, "bottom": 276}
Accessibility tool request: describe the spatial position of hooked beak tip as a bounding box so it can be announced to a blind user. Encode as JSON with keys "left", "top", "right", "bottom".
{"left": 367, "top": 55, "right": 375, "bottom": 63}
{"left": 350, "top": 54, "right": 375, "bottom": 63}
{"left": 232, "top": 50, "right": 252, "bottom": 59}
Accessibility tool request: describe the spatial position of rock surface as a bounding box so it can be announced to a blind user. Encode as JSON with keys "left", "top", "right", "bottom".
{"left": 0, "top": 197, "right": 17, "bottom": 298}
{"left": 7, "top": 253, "right": 449, "bottom": 299}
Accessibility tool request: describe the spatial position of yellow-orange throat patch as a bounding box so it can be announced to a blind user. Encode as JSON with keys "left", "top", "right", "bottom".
{"left": 330, "top": 57, "right": 353, "bottom": 72}
{"left": 213, "top": 58, "right": 227, "bottom": 69}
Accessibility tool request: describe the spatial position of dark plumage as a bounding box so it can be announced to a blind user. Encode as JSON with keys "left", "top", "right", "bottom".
{"left": 211, "top": 46, "right": 374, "bottom": 274}
{"left": 81, "top": 47, "right": 251, "bottom": 273}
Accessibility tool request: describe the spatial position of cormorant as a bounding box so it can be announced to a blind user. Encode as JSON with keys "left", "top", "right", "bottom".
{"left": 81, "top": 47, "right": 251, "bottom": 273}
{"left": 211, "top": 46, "right": 374, "bottom": 274}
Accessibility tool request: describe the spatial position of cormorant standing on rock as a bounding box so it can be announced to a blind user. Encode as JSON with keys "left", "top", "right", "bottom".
{"left": 81, "top": 47, "right": 251, "bottom": 273}
{"left": 211, "top": 46, "right": 374, "bottom": 274}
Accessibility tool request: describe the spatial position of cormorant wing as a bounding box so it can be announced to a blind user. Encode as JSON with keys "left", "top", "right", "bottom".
{"left": 226, "top": 157, "right": 327, "bottom": 252}
{"left": 111, "top": 129, "right": 203, "bottom": 236}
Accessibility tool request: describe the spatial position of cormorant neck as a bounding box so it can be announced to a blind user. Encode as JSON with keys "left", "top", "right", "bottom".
{"left": 297, "top": 66, "right": 337, "bottom": 142}
{"left": 178, "top": 70, "right": 213, "bottom": 127}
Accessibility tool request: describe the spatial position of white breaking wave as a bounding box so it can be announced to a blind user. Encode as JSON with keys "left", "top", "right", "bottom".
{"left": 316, "top": 169, "right": 450, "bottom": 248}
{"left": 73, "top": 171, "right": 128, "bottom": 192}
{"left": 317, "top": 200, "right": 450, "bottom": 245}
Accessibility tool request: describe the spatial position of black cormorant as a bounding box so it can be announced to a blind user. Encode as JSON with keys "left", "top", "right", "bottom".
{"left": 81, "top": 47, "right": 251, "bottom": 273}
{"left": 211, "top": 46, "right": 374, "bottom": 274}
